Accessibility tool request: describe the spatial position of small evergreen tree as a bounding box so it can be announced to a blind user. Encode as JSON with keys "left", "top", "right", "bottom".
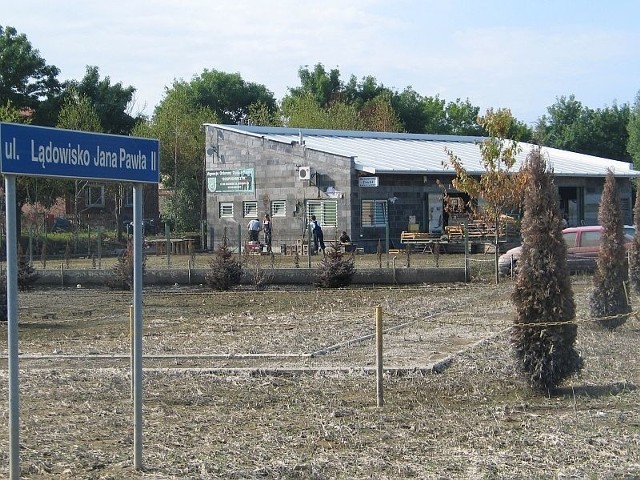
{"left": 589, "top": 170, "right": 631, "bottom": 328}
{"left": 17, "top": 244, "right": 39, "bottom": 291}
{"left": 316, "top": 243, "right": 356, "bottom": 288}
{"left": 206, "top": 229, "right": 242, "bottom": 291}
{"left": 511, "top": 149, "right": 582, "bottom": 392}
{"left": 628, "top": 184, "right": 640, "bottom": 293}
{"left": 107, "top": 240, "right": 146, "bottom": 290}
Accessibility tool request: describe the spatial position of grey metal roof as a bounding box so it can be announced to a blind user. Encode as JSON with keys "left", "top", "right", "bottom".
{"left": 208, "top": 125, "right": 640, "bottom": 178}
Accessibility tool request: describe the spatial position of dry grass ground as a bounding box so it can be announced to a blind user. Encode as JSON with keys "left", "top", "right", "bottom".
{"left": 1, "top": 264, "right": 639, "bottom": 479}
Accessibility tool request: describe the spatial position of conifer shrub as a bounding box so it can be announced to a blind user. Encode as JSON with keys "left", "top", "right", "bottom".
{"left": 206, "top": 229, "right": 242, "bottom": 291}
{"left": 107, "top": 240, "right": 146, "bottom": 290}
{"left": 589, "top": 170, "right": 631, "bottom": 328}
{"left": 628, "top": 184, "right": 640, "bottom": 293}
{"left": 316, "top": 242, "right": 356, "bottom": 288}
{"left": 17, "top": 244, "right": 39, "bottom": 291}
{"left": 511, "top": 149, "right": 582, "bottom": 392}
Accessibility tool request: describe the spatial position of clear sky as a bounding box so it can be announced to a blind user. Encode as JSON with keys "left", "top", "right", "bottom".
{"left": 3, "top": 0, "right": 639, "bottom": 125}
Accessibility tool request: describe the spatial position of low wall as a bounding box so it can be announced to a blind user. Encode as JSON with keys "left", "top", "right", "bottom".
{"left": 35, "top": 266, "right": 467, "bottom": 287}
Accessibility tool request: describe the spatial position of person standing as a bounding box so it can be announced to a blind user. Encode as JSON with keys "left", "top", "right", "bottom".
{"left": 247, "top": 218, "right": 261, "bottom": 242}
{"left": 263, "top": 214, "right": 272, "bottom": 252}
{"left": 309, "top": 215, "right": 325, "bottom": 254}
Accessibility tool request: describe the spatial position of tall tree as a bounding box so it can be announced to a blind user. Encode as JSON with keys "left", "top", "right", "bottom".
{"left": 628, "top": 184, "right": 640, "bottom": 293}
{"left": 137, "top": 82, "right": 217, "bottom": 231}
{"left": 446, "top": 108, "right": 526, "bottom": 283}
{"left": 289, "top": 64, "right": 343, "bottom": 108}
{"left": 627, "top": 91, "right": 640, "bottom": 169}
{"left": 537, "top": 95, "right": 630, "bottom": 161}
{"left": 187, "top": 69, "right": 276, "bottom": 125}
{"left": 0, "top": 25, "right": 62, "bottom": 125}
{"left": 282, "top": 93, "right": 365, "bottom": 130}
{"left": 63, "top": 65, "right": 139, "bottom": 135}
{"left": 390, "top": 87, "right": 429, "bottom": 133}
{"left": 444, "top": 98, "right": 484, "bottom": 136}
{"left": 0, "top": 100, "right": 24, "bottom": 123}
{"left": 589, "top": 170, "right": 631, "bottom": 328}
{"left": 511, "top": 148, "right": 582, "bottom": 392}
{"left": 359, "top": 93, "right": 402, "bottom": 132}
{"left": 56, "top": 91, "right": 104, "bottom": 246}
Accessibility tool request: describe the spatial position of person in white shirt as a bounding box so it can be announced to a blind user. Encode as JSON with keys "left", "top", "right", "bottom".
{"left": 247, "top": 218, "right": 261, "bottom": 242}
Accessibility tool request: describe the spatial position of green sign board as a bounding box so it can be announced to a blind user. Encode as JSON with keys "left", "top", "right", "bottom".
{"left": 207, "top": 168, "right": 254, "bottom": 193}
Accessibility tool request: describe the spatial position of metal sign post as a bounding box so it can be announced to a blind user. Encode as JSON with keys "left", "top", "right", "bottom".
{"left": 1, "top": 122, "right": 159, "bottom": 478}
{"left": 5, "top": 174, "right": 19, "bottom": 479}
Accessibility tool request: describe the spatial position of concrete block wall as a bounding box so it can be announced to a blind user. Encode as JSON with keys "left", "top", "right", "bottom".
{"left": 205, "top": 126, "right": 354, "bottom": 250}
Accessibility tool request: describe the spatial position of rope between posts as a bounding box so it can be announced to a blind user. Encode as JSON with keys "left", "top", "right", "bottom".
{"left": 382, "top": 306, "right": 638, "bottom": 329}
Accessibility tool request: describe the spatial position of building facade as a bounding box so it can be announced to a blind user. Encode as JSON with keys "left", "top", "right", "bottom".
{"left": 204, "top": 125, "right": 639, "bottom": 253}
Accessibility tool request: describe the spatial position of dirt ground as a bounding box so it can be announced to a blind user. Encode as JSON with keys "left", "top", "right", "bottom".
{"left": 1, "top": 272, "right": 639, "bottom": 479}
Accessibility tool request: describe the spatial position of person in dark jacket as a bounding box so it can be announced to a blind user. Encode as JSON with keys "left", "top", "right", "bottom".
{"left": 309, "top": 215, "right": 325, "bottom": 254}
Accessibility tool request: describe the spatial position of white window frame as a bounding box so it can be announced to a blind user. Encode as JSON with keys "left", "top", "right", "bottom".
{"left": 219, "top": 202, "right": 234, "bottom": 218}
{"left": 271, "top": 200, "right": 286, "bottom": 217}
{"left": 362, "top": 199, "right": 388, "bottom": 227}
{"left": 243, "top": 201, "right": 258, "bottom": 218}
{"left": 306, "top": 200, "right": 337, "bottom": 227}
{"left": 85, "top": 185, "right": 105, "bottom": 208}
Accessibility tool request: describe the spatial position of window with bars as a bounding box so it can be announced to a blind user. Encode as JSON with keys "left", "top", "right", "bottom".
{"left": 243, "top": 201, "right": 257, "bottom": 217}
{"left": 306, "top": 200, "right": 337, "bottom": 227}
{"left": 219, "top": 202, "right": 234, "bottom": 218}
{"left": 361, "top": 199, "right": 388, "bottom": 227}
{"left": 271, "top": 200, "right": 286, "bottom": 217}
{"left": 85, "top": 185, "right": 105, "bottom": 208}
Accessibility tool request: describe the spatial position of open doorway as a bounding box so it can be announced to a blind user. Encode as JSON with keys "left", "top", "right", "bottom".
{"left": 558, "top": 187, "right": 583, "bottom": 227}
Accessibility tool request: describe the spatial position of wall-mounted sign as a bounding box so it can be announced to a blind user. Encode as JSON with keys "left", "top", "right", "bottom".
{"left": 207, "top": 168, "right": 255, "bottom": 193}
{"left": 358, "top": 176, "right": 379, "bottom": 187}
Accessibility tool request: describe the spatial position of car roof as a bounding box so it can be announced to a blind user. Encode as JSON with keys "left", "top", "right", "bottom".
{"left": 562, "top": 226, "right": 603, "bottom": 233}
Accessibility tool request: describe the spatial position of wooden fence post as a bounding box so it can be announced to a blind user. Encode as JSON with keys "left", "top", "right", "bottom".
{"left": 375, "top": 306, "right": 384, "bottom": 407}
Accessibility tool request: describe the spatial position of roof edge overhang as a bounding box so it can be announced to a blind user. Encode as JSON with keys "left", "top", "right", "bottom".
{"left": 205, "top": 123, "right": 485, "bottom": 144}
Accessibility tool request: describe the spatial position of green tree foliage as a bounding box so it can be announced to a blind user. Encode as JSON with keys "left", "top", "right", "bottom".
{"left": 289, "top": 64, "right": 343, "bottom": 107}
{"left": 57, "top": 89, "right": 103, "bottom": 132}
{"left": 444, "top": 98, "right": 484, "bottom": 136}
{"left": 283, "top": 93, "right": 364, "bottom": 130}
{"left": 537, "top": 95, "right": 630, "bottom": 161}
{"left": 247, "top": 100, "right": 283, "bottom": 126}
{"left": 391, "top": 87, "right": 432, "bottom": 133}
{"left": 359, "top": 93, "right": 403, "bottom": 132}
{"left": 188, "top": 69, "right": 277, "bottom": 125}
{"left": 135, "top": 83, "right": 217, "bottom": 231}
{"left": 0, "top": 100, "right": 25, "bottom": 122}
{"left": 56, "top": 91, "right": 109, "bottom": 244}
{"left": 285, "top": 63, "right": 533, "bottom": 137}
{"left": 627, "top": 91, "right": 640, "bottom": 169}
{"left": 589, "top": 170, "right": 631, "bottom": 328}
{"left": 63, "top": 65, "right": 139, "bottom": 135}
{"left": 628, "top": 185, "right": 640, "bottom": 293}
{"left": 0, "top": 25, "right": 61, "bottom": 124}
{"left": 511, "top": 148, "right": 582, "bottom": 392}
{"left": 315, "top": 244, "right": 356, "bottom": 288}
{"left": 206, "top": 229, "right": 242, "bottom": 291}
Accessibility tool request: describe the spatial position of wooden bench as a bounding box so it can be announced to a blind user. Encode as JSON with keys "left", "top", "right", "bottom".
{"left": 444, "top": 225, "right": 464, "bottom": 240}
{"left": 400, "top": 231, "right": 446, "bottom": 253}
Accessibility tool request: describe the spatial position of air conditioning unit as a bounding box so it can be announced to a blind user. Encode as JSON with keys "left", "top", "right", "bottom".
{"left": 298, "top": 166, "right": 312, "bottom": 181}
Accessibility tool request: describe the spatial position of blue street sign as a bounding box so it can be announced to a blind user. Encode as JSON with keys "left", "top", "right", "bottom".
{"left": 0, "top": 122, "right": 159, "bottom": 183}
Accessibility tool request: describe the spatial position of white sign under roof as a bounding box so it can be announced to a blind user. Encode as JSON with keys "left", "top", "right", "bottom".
{"left": 359, "top": 176, "right": 379, "bottom": 187}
